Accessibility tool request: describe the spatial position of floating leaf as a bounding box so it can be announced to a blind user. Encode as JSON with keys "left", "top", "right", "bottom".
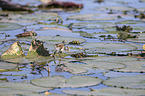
{"left": 94, "top": 6, "right": 134, "bottom": 11}
{"left": 0, "top": 22, "right": 23, "bottom": 31}
{"left": 0, "top": 81, "right": 51, "bottom": 96}
{"left": 31, "top": 75, "right": 102, "bottom": 88}
{"left": 83, "top": 42, "right": 141, "bottom": 54}
{"left": 103, "top": 75, "right": 145, "bottom": 89}
{"left": 67, "top": 13, "right": 117, "bottom": 21}
{"left": 1, "top": 41, "right": 24, "bottom": 59}
{"left": 0, "top": 61, "right": 18, "bottom": 72}
{"left": 104, "top": 71, "right": 143, "bottom": 77}
{"left": 63, "top": 87, "right": 145, "bottom": 96}
{"left": 115, "top": 60, "right": 145, "bottom": 72}
{"left": 67, "top": 13, "right": 133, "bottom": 21}
{"left": 127, "top": 33, "right": 145, "bottom": 43}
{"left": 83, "top": 56, "right": 145, "bottom": 72}
{"left": 84, "top": 56, "right": 138, "bottom": 62}
{"left": 83, "top": 61, "right": 125, "bottom": 70}
{"left": 72, "top": 22, "right": 115, "bottom": 29}
{"left": 15, "top": 13, "right": 58, "bottom": 21}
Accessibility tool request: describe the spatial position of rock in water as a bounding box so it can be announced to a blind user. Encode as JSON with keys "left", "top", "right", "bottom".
{"left": 1, "top": 41, "right": 24, "bottom": 58}
{"left": 28, "top": 40, "right": 50, "bottom": 56}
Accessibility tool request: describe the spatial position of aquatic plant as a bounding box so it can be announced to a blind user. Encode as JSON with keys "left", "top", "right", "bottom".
{"left": 71, "top": 52, "right": 87, "bottom": 58}
{"left": 117, "top": 32, "right": 137, "bottom": 40}
{"left": 1, "top": 41, "right": 24, "bottom": 59}
{"left": 116, "top": 25, "right": 133, "bottom": 32}
{"left": 135, "top": 13, "right": 145, "bottom": 19}
{"left": 28, "top": 39, "right": 50, "bottom": 56}
{"left": 69, "top": 40, "right": 81, "bottom": 45}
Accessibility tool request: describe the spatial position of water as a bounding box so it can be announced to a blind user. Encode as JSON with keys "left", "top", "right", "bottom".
{"left": 0, "top": 0, "right": 145, "bottom": 95}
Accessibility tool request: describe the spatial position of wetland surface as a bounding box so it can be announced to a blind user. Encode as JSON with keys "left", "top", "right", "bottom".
{"left": 0, "top": 0, "right": 145, "bottom": 95}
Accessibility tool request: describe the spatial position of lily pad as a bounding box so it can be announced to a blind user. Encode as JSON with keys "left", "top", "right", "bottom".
{"left": 37, "top": 36, "right": 86, "bottom": 44}
{"left": 0, "top": 61, "right": 18, "bottom": 72}
{"left": 84, "top": 56, "right": 138, "bottom": 62}
{"left": 67, "top": 13, "right": 133, "bottom": 21}
{"left": 11, "top": 13, "right": 58, "bottom": 21}
{"left": 83, "top": 56, "right": 145, "bottom": 72}
{"left": 63, "top": 87, "right": 145, "bottom": 96}
{"left": 83, "top": 61, "right": 125, "bottom": 70}
{"left": 116, "top": 20, "right": 145, "bottom": 25}
{"left": 36, "top": 27, "right": 80, "bottom": 37}
{"left": 1, "top": 41, "right": 24, "bottom": 59}
{"left": 83, "top": 42, "right": 141, "bottom": 54}
{"left": 115, "top": 60, "right": 145, "bottom": 72}
{"left": 0, "top": 22, "right": 23, "bottom": 31}
{"left": 31, "top": 75, "right": 102, "bottom": 88}
{"left": 104, "top": 71, "right": 144, "bottom": 77}
{"left": 0, "top": 81, "right": 51, "bottom": 96}
{"left": 104, "top": 20, "right": 145, "bottom": 32}
{"left": 72, "top": 22, "right": 115, "bottom": 29}
{"left": 127, "top": 33, "right": 145, "bottom": 43}
{"left": 103, "top": 75, "right": 145, "bottom": 89}
{"left": 94, "top": 6, "right": 134, "bottom": 12}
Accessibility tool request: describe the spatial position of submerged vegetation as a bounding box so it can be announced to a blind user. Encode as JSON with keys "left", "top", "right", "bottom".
{"left": 0, "top": 0, "right": 145, "bottom": 95}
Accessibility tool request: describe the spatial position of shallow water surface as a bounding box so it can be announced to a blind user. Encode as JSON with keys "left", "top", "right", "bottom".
{"left": 0, "top": 0, "right": 145, "bottom": 95}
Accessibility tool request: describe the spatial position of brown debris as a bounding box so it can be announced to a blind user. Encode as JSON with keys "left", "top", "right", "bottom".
{"left": 16, "top": 31, "right": 37, "bottom": 38}
{"left": 116, "top": 25, "right": 133, "bottom": 32}
{"left": 39, "top": 1, "right": 83, "bottom": 9}
{"left": 0, "top": 0, "right": 32, "bottom": 11}
{"left": 69, "top": 40, "right": 81, "bottom": 45}
{"left": 28, "top": 39, "right": 50, "bottom": 56}
{"left": 71, "top": 53, "right": 87, "bottom": 58}
{"left": 141, "top": 51, "right": 145, "bottom": 57}
{"left": 135, "top": 13, "right": 145, "bottom": 19}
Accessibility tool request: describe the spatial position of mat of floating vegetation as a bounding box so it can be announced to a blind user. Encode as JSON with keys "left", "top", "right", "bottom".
{"left": 31, "top": 75, "right": 102, "bottom": 88}
{"left": 0, "top": 22, "right": 23, "bottom": 31}
{"left": 0, "top": 81, "right": 52, "bottom": 96}
{"left": 0, "top": 61, "right": 18, "bottom": 72}
{"left": 63, "top": 87, "right": 145, "bottom": 96}
{"left": 103, "top": 75, "right": 145, "bottom": 89}
{"left": 67, "top": 13, "right": 133, "bottom": 21}
{"left": 82, "top": 42, "right": 142, "bottom": 54}
{"left": 37, "top": 36, "right": 86, "bottom": 51}
{"left": 16, "top": 36, "right": 85, "bottom": 54}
